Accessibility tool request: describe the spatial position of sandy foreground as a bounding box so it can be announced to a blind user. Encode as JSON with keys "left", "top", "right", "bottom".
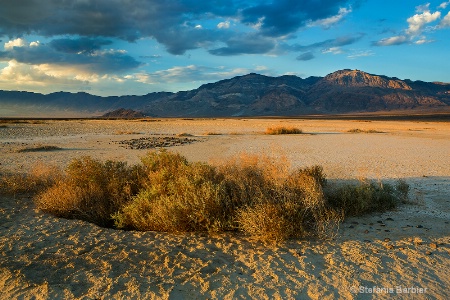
{"left": 0, "top": 118, "right": 449, "bottom": 299}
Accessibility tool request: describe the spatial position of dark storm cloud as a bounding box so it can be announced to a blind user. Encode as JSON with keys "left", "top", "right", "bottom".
{"left": 0, "top": 40, "right": 142, "bottom": 73}
{"left": 49, "top": 38, "right": 113, "bottom": 54}
{"left": 0, "top": 0, "right": 356, "bottom": 56}
{"left": 296, "top": 52, "right": 315, "bottom": 61}
{"left": 285, "top": 34, "right": 364, "bottom": 52}
{"left": 208, "top": 34, "right": 275, "bottom": 56}
{"left": 241, "top": 0, "right": 350, "bottom": 37}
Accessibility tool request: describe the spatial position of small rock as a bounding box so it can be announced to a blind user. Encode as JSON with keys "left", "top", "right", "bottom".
{"left": 386, "top": 244, "right": 394, "bottom": 250}
{"left": 386, "top": 218, "right": 394, "bottom": 221}
{"left": 385, "top": 230, "right": 390, "bottom": 232}
{"left": 377, "top": 220, "right": 383, "bottom": 224}
{"left": 384, "top": 238, "right": 391, "bottom": 242}
{"left": 416, "top": 225, "right": 423, "bottom": 228}
{"left": 351, "top": 221, "right": 359, "bottom": 225}
{"left": 364, "top": 230, "right": 369, "bottom": 234}
{"left": 364, "top": 240, "right": 372, "bottom": 243}
{"left": 349, "top": 225, "right": 354, "bottom": 228}
{"left": 430, "top": 243, "right": 438, "bottom": 249}
{"left": 425, "top": 251, "right": 432, "bottom": 255}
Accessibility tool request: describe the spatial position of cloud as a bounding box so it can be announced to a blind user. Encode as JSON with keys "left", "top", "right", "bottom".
{"left": 375, "top": 3, "right": 447, "bottom": 46}
{"left": 0, "top": 60, "right": 87, "bottom": 87}
{"left": 4, "top": 38, "right": 26, "bottom": 50}
{"left": 208, "top": 34, "right": 276, "bottom": 56}
{"left": 308, "top": 7, "right": 352, "bottom": 29}
{"left": 347, "top": 50, "right": 374, "bottom": 59}
{"left": 0, "top": 0, "right": 356, "bottom": 55}
{"left": 241, "top": 0, "right": 351, "bottom": 37}
{"left": 217, "top": 21, "right": 231, "bottom": 29}
{"left": 439, "top": 1, "right": 450, "bottom": 9}
{"left": 129, "top": 65, "right": 274, "bottom": 85}
{"left": 406, "top": 10, "right": 440, "bottom": 35}
{"left": 49, "top": 38, "right": 112, "bottom": 54}
{"left": 287, "top": 34, "right": 364, "bottom": 52}
{"left": 374, "top": 35, "right": 408, "bottom": 46}
{"left": 0, "top": 38, "right": 142, "bottom": 74}
{"left": 322, "top": 47, "right": 344, "bottom": 54}
{"left": 440, "top": 11, "right": 450, "bottom": 27}
{"left": 296, "top": 52, "right": 315, "bottom": 61}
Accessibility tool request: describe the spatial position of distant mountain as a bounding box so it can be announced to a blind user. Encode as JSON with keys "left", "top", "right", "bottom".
{"left": 1, "top": 69, "right": 449, "bottom": 117}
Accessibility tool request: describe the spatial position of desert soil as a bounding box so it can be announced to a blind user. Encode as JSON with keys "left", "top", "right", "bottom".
{"left": 1, "top": 118, "right": 449, "bottom": 299}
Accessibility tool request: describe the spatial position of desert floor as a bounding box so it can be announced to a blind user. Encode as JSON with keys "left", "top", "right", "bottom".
{"left": 1, "top": 118, "right": 449, "bottom": 299}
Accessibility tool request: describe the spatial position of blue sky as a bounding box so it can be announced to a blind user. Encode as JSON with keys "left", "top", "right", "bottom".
{"left": 0, "top": 0, "right": 449, "bottom": 96}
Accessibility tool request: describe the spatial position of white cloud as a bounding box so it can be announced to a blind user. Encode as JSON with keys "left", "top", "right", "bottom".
{"left": 4, "top": 38, "right": 26, "bottom": 50}
{"left": 309, "top": 7, "right": 352, "bottom": 28}
{"left": 415, "top": 38, "right": 434, "bottom": 44}
{"left": 347, "top": 50, "right": 374, "bottom": 59}
{"left": 0, "top": 60, "right": 85, "bottom": 86}
{"left": 322, "top": 47, "right": 343, "bottom": 54}
{"left": 129, "top": 65, "right": 274, "bottom": 85}
{"left": 29, "top": 41, "right": 41, "bottom": 47}
{"left": 376, "top": 35, "right": 408, "bottom": 46}
{"left": 406, "top": 10, "right": 441, "bottom": 35}
{"left": 439, "top": 1, "right": 450, "bottom": 9}
{"left": 217, "top": 21, "right": 230, "bottom": 29}
{"left": 440, "top": 11, "right": 450, "bottom": 27}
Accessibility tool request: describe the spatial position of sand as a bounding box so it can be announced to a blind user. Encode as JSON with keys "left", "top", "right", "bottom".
{"left": 1, "top": 118, "right": 449, "bottom": 299}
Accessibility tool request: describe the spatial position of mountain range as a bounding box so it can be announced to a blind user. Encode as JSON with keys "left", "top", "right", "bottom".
{"left": 1, "top": 69, "right": 449, "bottom": 118}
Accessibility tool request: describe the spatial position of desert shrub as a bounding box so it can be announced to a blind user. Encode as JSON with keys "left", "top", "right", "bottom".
{"left": 265, "top": 126, "right": 302, "bottom": 135}
{"left": 114, "top": 153, "right": 226, "bottom": 232}
{"left": 35, "top": 157, "right": 144, "bottom": 227}
{"left": 27, "top": 150, "right": 407, "bottom": 244}
{"left": 326, "top": 180, "right": 409, "bottom": 217}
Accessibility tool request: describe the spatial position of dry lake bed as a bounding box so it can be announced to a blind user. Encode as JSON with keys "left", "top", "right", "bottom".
{"left": 1, "top": 118, "right": 449, "bottom": 299}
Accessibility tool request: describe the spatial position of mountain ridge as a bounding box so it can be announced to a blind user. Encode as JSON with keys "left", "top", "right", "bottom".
{"left": 1, "top": 69, "right": 449, "bottom": 117}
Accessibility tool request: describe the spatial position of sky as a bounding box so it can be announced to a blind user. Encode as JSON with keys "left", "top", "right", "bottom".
{"left": 0, "top": 0, "right": 449, "bottom": 96}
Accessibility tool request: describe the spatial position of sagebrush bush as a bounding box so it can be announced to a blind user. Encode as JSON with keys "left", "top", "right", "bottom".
{"left": 265, "top": 126, "right": 303, "bottom": 135}
{"left": 35, "top": 157, "right": 144, "bottom": 227}
{"left": 114, "top": 153, "right": 226, "bottom": 232}
{"left": 326, "top": 180, "right": 409, "bottom": 217}
{"left": 15, "top": 150, "right": 409, "bottom": 244}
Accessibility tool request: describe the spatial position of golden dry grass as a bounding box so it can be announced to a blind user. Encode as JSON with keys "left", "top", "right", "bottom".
{"left": 265, "top": 126, "right": 303, "bottom": 135}
{"left": 0, "top": 150, "right": 408, "bottom": 244}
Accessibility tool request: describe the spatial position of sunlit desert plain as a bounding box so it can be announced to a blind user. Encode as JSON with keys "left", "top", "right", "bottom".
{"left": 1, "top": 117, "right": 449, "bottom": 299}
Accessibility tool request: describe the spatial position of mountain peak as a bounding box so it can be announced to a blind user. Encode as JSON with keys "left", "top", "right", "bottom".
{"left": 323, "top": 69, "right": 412, "bottom": 90}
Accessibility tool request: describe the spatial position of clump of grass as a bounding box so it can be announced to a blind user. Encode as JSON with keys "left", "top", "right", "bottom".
{"left": 325, "top": 180, "right": 409, "bottom": 217}
{"left": 18, "top": 150, "right": 408, "bottom": 244}
{"left": 35, "top": 157, "right": 145, "bottom": 227}
{"left": 16, "top": 145, "right": 62, "bottom": 153}
{"left": 265, "top": 126, "right": 303, "bottom": 135}
{"left": 347, "top": 129, "right": 384, "bottom": 133}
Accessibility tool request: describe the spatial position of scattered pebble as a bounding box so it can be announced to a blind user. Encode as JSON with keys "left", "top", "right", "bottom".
{"left": 430, "top": 243, "right": 438, "bottom": 249}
